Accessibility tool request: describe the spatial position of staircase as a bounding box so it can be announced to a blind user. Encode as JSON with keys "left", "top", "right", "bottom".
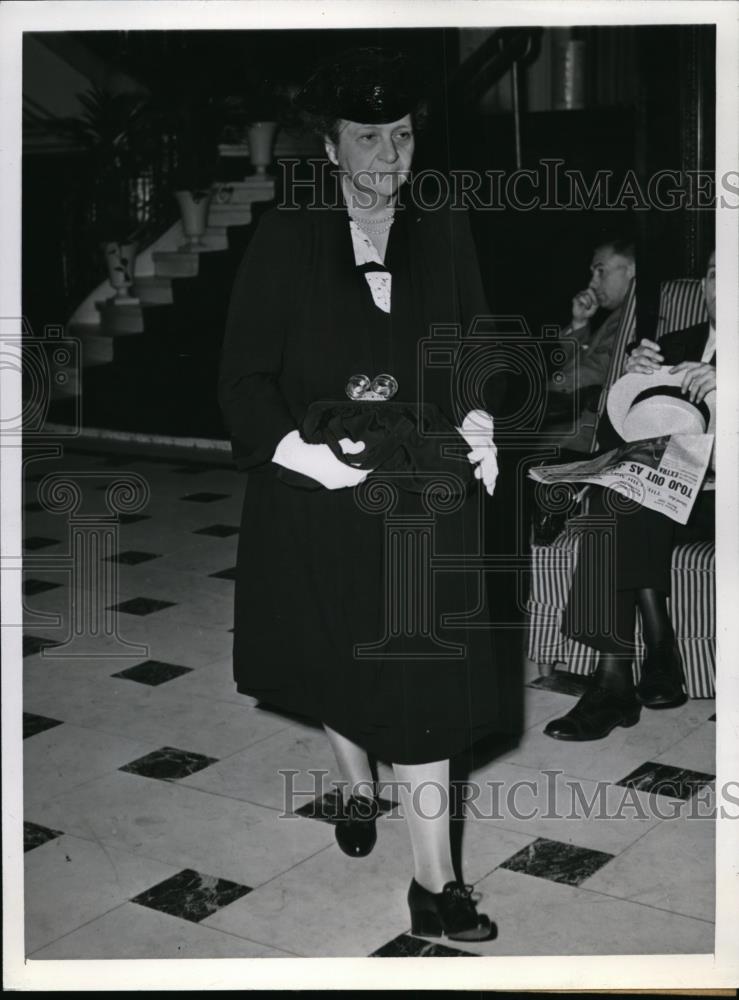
{"left": 50, "top": 172, "right": 277, "bottom": 440}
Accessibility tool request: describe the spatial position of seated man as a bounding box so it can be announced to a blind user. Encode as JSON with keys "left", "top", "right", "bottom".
{"left": 543, "top": 250, "right": 716, "bottom": 741}
{"left": 531, "top": 237, "right": 637, "bottom": 542}
{"left": 543, "top": 236, "right": 636, "bottom": 453}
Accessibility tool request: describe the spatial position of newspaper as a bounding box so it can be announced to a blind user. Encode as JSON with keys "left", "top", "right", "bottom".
{"left": 529, "top": 434, "right": 714, "bottom": 525}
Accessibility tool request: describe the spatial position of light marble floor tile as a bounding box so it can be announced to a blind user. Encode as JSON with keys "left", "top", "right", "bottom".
{"left": 583, "top": 813, "right": 715, "bottom": 922}
{"left": 454, "top": 818, "right": 536, "bottom": 885}
{"left": 24, "top": 655, "right": 127, "bottom": 699}
{"left": 29, "top": 902, "right": 296, "bottom": 960}
{"left": 24, "top": 671, "right": 288, "bottom": 758}
{"left": 440, "top": 867, "right": 714, "bottom": 956}
{"left": 203, "top": 812, "right": 415, "bottom": 956}
{"left": 21, "top": 618, "right": 154, "bottom": 665}
{"left": 203, "top": 816, "right": 538, "bottom": 957}
{"left": 152, "top": 497, "right": 242, "bottom": 522}
{"left": 165, "top": 657, "right": 256, "bottom": 707}
{"left": 149, "top": 538, "right": 239, "bottom": 575}
{"left": 115, "top": 524, "right": 220, "bottom": 556}
{"left": 118, "top": 618, "right": 233, "bottom": 668}
{"left": 520, "top": 686, "right": 583, "bottom": 729}
{"left": 460, "top": 760, "right": 661, "bottom": 854}
{"left": 100, "top": 564, "right": 234, "bottom": 606}
{"left": 654, "top": 722, "right": 716, "bottom": 775}
{"left": 24, "top": 835, "right": 179, "bottom": 954}
{"left": 180, "top": 724, "right": 344, "bottom": 810}
{"left": 155, "top": 593, "right": 235, "bottom": 630}
{"left": 24, "top": 723, "right": 160, "bottom": 806}
{"left": 522, "top": 652, "right": 543, "bottom": 685}
{"left": 25, "top": 770, "right": 335, "bottom": 887}
{"left": 494, "top": 697, "right": 713, "bottom": 785}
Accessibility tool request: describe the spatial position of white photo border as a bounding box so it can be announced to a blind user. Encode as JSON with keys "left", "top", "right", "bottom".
{"left": 2, "top": 0, "right": 738, "bottom": 991}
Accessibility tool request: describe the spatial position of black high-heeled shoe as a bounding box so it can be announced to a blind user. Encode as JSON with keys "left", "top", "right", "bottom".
{"left": 334, "top": 794, "right": 378, "bottom": 857}
{"left": 408, "top": 879, "right": 497, "bottom": 942}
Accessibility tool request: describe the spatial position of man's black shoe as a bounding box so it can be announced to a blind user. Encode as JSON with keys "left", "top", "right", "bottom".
{"left": 543, "top": 683, "right": 641, "bottom": 741}
{"left": 637, "top": 645, "right": 688, "bottom": 709}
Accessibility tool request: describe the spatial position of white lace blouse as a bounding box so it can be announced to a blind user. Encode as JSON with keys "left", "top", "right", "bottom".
{"left": 349, "top": 221, "right": 391, "bottom": 314}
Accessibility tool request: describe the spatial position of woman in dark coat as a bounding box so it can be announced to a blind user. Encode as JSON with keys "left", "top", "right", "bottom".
{"left": 219, "top": 48, "right": 506, "bottom": 942}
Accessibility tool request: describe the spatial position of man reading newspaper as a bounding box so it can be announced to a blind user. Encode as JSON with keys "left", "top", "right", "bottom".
{"left": 534, "top": 251, "right": 716, "bottom": 743}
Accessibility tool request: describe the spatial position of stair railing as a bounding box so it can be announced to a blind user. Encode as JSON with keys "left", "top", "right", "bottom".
{"left": 447, "top": 27, "right": 542, "bottom": 169}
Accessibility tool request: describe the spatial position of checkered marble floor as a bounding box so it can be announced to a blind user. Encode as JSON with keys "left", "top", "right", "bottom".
{"left": 18, "top": 445, "right": 716, "bottom": 960}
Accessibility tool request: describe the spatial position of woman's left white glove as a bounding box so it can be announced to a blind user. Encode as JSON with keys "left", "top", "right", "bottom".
{"left": 273, "top": 430, "right": 369, "bottom": 490}
{"left": 456, "top": 409, "right": 498, "bottom": 497}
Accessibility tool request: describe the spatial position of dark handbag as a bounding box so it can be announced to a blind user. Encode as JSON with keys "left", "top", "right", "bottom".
{"left": 277, "top": 401, "right": 474, "bottom": 493}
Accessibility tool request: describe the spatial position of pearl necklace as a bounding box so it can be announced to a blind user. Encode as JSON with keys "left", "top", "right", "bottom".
{"left": 350, "top": 213, "right": 395, "bottom": 235}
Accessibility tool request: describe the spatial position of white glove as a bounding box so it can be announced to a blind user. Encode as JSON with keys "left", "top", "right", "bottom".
{"left": 456, "top": 409, "right": 498, "bottom": 497}
{"left": 273, "top": 430, "right": 370, "bottom": 490}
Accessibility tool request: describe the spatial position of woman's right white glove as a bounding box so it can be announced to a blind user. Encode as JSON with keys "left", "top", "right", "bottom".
{"left": 273, "top": 430, "right": 370, "bottom": 490}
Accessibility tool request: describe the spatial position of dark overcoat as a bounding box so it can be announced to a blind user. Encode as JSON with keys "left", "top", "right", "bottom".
{"left": 219, "top": 188, "right": 512, "bottom": 764}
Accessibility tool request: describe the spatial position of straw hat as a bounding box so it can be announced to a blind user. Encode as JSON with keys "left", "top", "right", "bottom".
{"left": 607, "top": 367, "right": 716, "bottom": 442}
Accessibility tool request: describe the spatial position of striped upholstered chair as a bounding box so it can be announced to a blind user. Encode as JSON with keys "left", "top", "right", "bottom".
{"left": 526, "top": 277, "right": 715, "bottom": 698}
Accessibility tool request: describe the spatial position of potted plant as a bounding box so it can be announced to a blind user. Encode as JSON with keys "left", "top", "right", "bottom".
{"left": 52, "top": 86, "right": 152, "bottom": 302}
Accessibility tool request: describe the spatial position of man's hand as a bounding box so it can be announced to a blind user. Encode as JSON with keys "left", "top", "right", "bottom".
{"left": 571, "top": 288, "right": 599, "bottom": 330}
{"left": 669, "top": 361, "right": 716, "bottom": 404}
{"left": 624, "top": 338, "right": 664, "bottom": 374}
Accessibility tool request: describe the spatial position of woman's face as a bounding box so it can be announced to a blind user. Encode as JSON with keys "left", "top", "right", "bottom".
{"left": 325, "top": 115, "right": 415, "bottom": 208}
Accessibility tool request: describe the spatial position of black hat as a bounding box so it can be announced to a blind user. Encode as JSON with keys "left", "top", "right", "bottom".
{"left": 293, "top": 47, "right": 422, "bottom": 125}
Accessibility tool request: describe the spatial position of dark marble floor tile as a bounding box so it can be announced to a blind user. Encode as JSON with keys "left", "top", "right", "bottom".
{"left": 120, "top": 746, "right": 218, "bottom": 781}
{"left": 131, "top": 868, "right": 251, "bottom": 923}
{"left": 23, "top": 536, "right": 61, "bottom": 551}
{"left": 24, "top": 820, "right": 64, "bottom": 853}
{"left": 179, "top": 492, "right": 230, "bottom": 503}
{"left": 193, "top": 524, "right": 240, "bottom": 538}
{"left": 105, "top": 550, "right": 161, "bottom": 565}
{"left": 296, "top": 788, "right": 397, "bottom": 825}
{"left": 209, "top": 567, "right": 236, "bottom": 580}
{"left": 499, "top": 837, "right": 614, "bottom": 887}
{"left": 23, "top": 635, "right": 62, "bottom": 657}
{"left": 108, "top": 596, "right": 177, "bottom": 616}
{"left": 617, "top": 761, "right": 715, "bottom": 800}
{"left": 118, "top": 513, "right": 151, "bottom": 525}
{"left": 371, "top": 933, "right": 477, "bottom": 957}
{"left": 23, "top": 578, "right": 62, "bottom": 596}
{"left": 23, "top": 712, "right": 64, "bottom": 739}
{"left": 112, "top": 659, "right": 193, "bottom": 686}
{"left": 527, "top": 670, "right": 591, "bottom": 697}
